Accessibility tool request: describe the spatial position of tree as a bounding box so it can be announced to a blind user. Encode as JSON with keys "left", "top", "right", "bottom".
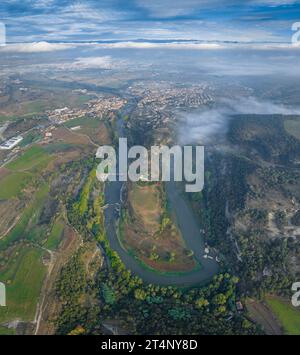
{"left": 195, "top": 298, "right": 209, "bottom": 309}
{"left": 134, "top": 289, "right": 147, "bottom": 301}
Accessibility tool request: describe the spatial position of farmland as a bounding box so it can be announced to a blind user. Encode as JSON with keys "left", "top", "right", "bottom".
{"left": 0, "top": 183, "right": 49, "bottom": 250}
{"left": 284, "top": 117, "right": 300, "bottom": 140}
{"left": 266, "top": 296, "right": 300, "bottom": 335}
{"left": 45, "top": 218, "right": 65, "bottom": 250}
{"left": 6, "top": 146, "right": 49, "bottom": 172}
{"left": 0, "top": 172, "right": 32, "bottom": 199}
{"left": 0, "top": 245, "right": 47, "bottom": 324}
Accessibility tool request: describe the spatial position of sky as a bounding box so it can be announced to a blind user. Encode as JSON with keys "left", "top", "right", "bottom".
{"left": 0, "top": 0, "right": 300, "bottom": 44}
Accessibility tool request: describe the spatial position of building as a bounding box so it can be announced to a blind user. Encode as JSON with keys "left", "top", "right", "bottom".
{"left": 0, "top": 136, "right": 23, "bottom": 150}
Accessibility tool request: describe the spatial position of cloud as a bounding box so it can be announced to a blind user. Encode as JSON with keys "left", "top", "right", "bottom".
{"left": 71, "top": 56, "right": 114, "bottom": 69}
{"left": 92, "top": 41, "right": 224, "bottom": 49}
{"left": 222, "top": 96, "right": 300, "bottom": 115}
{"left": 250, "top": 0, "right": 300, "bottom": 5}
{"left": 178, "top": 97, "right": 300, "bottom": 144}
{"left": 1, "top": 0, "right": 298, "bottom": 43}
{"left": 0, "top": 41, "right": 75, "bottom": 52}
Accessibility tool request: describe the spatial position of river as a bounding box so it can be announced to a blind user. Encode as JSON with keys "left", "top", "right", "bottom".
{"left": 103, "top": 101, "right": 219, "bottom": 287}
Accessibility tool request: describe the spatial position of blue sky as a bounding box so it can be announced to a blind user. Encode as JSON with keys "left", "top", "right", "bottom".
{"left": 0, "top": 0, "right": 299, "bottom": 43}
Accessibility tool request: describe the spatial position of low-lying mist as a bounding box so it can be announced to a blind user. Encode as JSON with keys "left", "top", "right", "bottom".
{"left": 177, "top": 96, "right": 300, "bottom": 145}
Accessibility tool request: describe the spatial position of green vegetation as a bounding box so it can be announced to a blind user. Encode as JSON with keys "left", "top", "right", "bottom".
{"left": 0, "top": 245, "right": 47, "bottom": 323}
{"left": 55, "top": 160, "right": 259, "bottom": 335}
{"left": 6, "top": 146, "right": 49, "bottom": 172}
{"left": 64, "top": 117, "right": 100, "bottom": 130}
{"left": 0, "top": 115, "right": 19, "bottom": 123}
{"left": 19, "top": 132, "right": 42, "bottom": 148}
{"left": 75, "top": 168, "right": 96, "bottom": 217}
{"left": 0, "top": 326, "right": 15, "bottom": 335}
{"left": 0, "top": 183, "right": 50, "bottom": 250}
{"left": 284, "top": 117, "right": 300, "bottom": 140}
{"left": 0, "top": 172, "right": 32, "bottom": 199}
{"left": 44, "top": 143, "right": 74, "bottom": 154}
{"left": 266, "top": 297, "right": 300, "bottom": 335}
{"left": 45, "top": 218, "right": 64, "bottom": 250}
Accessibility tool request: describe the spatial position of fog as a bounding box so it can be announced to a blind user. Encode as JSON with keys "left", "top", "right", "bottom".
{"left": 178, "top": 96, "right": 300, "bottom": 145}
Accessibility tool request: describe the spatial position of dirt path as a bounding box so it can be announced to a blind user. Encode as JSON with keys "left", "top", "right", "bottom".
{"left": 34, "top": 223, "right": 82, "bottom": 335}
{"left": 34, "top": 247, "right": 56, "bottom": 335}
{"left": 246, "top": 299, "right": 283, "bottom": 335}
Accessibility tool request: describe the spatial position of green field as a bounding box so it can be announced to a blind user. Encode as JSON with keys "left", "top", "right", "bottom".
{"left": 43, "top": 142, "right": 74, "bottom": 154}
{"left": 266, "top": 296, "right": 300, "bottom": 335}
{"left": 45, "top": 218, "right": 64, "bottom": 250}
{"left": 0, "top": 172, "right": 32, "bottom": 199}
{"left": 0, "top": 115, "right": 18, "bottom": 123}
{"left": 0, "top": 245, "right": 47, "bottom": 324}
{"left": 0, "top": 112, "right": 45, "bottom": 124}
{"left": 0, "top": 183, "right": 50, "bottom": 250}
{"left": 0, "top": 325, "right": 15, "bottom": 335}
{"left": 19, "top": 132, "right": 42, "bottom": 148}
{"left": 284, "top": 118, "right": 300, "bottom": 140}
{"left": 6, "top": 146, "right": 49, "bottom": 172}
{"left": 64, "top": 116, "right": 100, "bottom": 129}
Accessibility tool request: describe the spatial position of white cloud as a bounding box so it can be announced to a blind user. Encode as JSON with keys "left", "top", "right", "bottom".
{"left": 250, "top": 0, "right": 300, "bottom": 5}
{"left": 71, "top": 56, "right": 114, "bottom": 69}
{"left": 0, "top": 41, "right": 75, "bottom": 52}
{"left": 178, "top": 97, "right": 300, "bottom": 144}
{"left": 92, "top": 41, "right": 224, "bottom": 49}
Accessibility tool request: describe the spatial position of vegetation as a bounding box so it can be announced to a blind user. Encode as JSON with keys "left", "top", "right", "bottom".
{"left": 6, "top": 146, "right": 49, "bottom": 172}
{"left": 54, "top": 161, "right": 259, "bottom": 335}
{"left": 45, "top": 218, "right": 65, "bottom": 250}
{"left": 266, "top": 296, "right": 300, "bottom": 335}
{"left": 0, "top": 172, "right": 32, "bottom": 199}
{"left": 0, "top": 245, "right": 47, "bottom": 323}
{"left": 0, "top": 183, "right": 50, "bottom": 250}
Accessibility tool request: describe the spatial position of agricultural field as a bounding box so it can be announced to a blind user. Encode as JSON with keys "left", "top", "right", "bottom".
{"left": 0, "top": 244, "right": 47, "bottom": 325}
{"left": 0, "top": 82, "right": 93, "bottom": 119}
{"left": 121, "top": 183, "right": 197, "bottom": 273}
{"left": 266, "top": 296, "right": 300, "bottom": 335}
{"left": 284, "top": 117, "right": 300, "bottom": 140}
{"left": 0, "top": 172, "right": 32, "bottom": 200}
{"left": 64, "top": 117, "right": 111, "bottom": 145}
{"left": 6, "top": 146, "right": 50, "bottom": 172}
{"left": 64, "top": 116, "right": 100, "bottom": 130}
{"left": 0, "top": 183, "right": 49, "bottom": 250}
{"left": 0, "top": 146, "right": 51, "bottom": 202}
{"left": 45, "top": 218, "right": 65, "bottom": 251}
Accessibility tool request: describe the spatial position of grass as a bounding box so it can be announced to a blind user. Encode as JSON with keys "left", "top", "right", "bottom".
{"left": 130, "top": 183, "right": 162, "bottom": 233}
{"left": 0, "top": 183, "right": 50, "bottom": 250}
{"left": 0, "top": 113, "right": 42, "bottom": 124}
{"left": 64, "top": 116, "right": 100, "bottom": 129}
{"left": 45, "top": 218, "right": 64, "bottom": 250}
{"left": 0, "top": 115, "right": 18, "bottom": 123}
{"left": 0, "top": 326, "right": 15, "bottom": 335}
{"left": 266, "top": 296, "right": 300, "bottom": 335}
{"left": 6, "top": 146, "right": 49, "bottom": 172}
{"left": 0, "top": 245, "right": 47, "bottom": 323}
{"left": 0, "top": 172, "right": 32, "bottom": 199}
{"left": 19, "top": 132, "right": 42, "bottom": 148}
{"left": 0, "top": 146, "right": 49, "bottom": 200}
{"left": 284, "top": 118, "right": 300, "bottom": 140}
{"left": 43, "top": 143, "right": 74, "bottom": 154}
